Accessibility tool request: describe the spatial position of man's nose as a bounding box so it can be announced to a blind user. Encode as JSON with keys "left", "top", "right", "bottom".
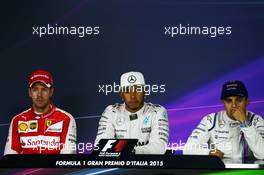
{"left": 232, "top": 100, "right": 237, "bottom": 107}
{"left": 37, "top": 90, "right": 42, "bottom": 97}
{"left": 130, "top": 91, "right": 136, "bottom": 98}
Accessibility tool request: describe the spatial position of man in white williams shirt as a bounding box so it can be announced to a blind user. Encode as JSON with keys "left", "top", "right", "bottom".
{"left": 183, "top": 80, "right": 264, "bottom": 160}
{"left": 95, "top": 71, "right": 169, "bottom": 154}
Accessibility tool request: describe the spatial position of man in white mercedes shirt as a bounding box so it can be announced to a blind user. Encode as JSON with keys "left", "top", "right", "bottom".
{"left": 95, "top": 71, "right": 169, "bottom": 154}
{"left": 183, "top": 80, "right": 264, "bottom": 160}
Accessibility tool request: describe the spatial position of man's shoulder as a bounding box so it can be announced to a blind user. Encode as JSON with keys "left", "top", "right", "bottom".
{"left": 103, "top": 103, "right": 124, "bottom": 114}
{"left": 248, "top": 111, "right": 263, "bottom": 119}
{"left": 248, "top": 111, "right": 264, "bottom": 126}
{"left": 199, "top": 111, "right": 224, "bottom": 130}
{"left": 144, "top": 102, "right": 166, "bottom": 113}
{"left": 142, "top": 103, "right": 168, "bottom": 121}
{"left": 12, "top": 108, "right": 32, "bottom": 121}
{"left": 201, "top": 111, "right": 220, "bottom": 121}
{"left": 54, "top": 107, "right": 75, "bottom": 121}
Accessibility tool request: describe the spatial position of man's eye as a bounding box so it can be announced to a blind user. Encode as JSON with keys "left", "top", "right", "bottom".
{"left": 43, "top": 88, "right": 49, "bottom": 92}
{"left": 135, "top": 87, "right": 142, "bottom": 92}
{"left": 225, "top": 99, "right": 232, "bottom": 103}
{"left": 127, "top": 88, "right": 135, "bottom": 92}
{"left": 236, "top": 97, "right": 243, "bottom": 103}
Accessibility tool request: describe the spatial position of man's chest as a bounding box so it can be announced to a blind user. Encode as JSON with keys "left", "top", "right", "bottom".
{"left": 114, "top": 114, "right": 153, "bottom": 138}
{"left": 17, "top": 117, "right": 65, "bottom": 136}
{"left": 210, "top": 121, "right": 241, "bottom": 143}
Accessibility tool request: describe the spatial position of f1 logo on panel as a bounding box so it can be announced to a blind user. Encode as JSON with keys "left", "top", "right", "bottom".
{"left": 101, "top": 140, "right": 116, "bottom": 152}
{"left": 99, "top": 139, "right": 127, "bottom": 157}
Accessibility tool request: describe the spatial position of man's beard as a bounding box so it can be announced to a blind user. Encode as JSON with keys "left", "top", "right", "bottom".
{"left": 34, "top": 100, "right": 49, "bottom": 111}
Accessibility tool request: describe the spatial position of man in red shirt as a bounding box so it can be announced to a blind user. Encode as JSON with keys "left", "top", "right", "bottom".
{"left": 4, "top": 70, "right": 77, "bottom": 154}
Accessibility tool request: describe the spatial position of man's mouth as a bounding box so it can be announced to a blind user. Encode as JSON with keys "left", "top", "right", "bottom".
{"left": 129, "top": 101, "right": 138, "bottom": 105}
{"left": 230, "top": 108, "right": 236, "bottom": 114}
{"left": 36, "top": 99, "right": 43, "bottom": 103}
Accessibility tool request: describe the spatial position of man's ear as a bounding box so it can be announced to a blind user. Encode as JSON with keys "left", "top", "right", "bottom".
{"left": 246, "top": 98, "right": 250, "bottom": 105}
{"left": 143, "top": 91, "right": 147, "bottom": 99}
{"left": 120, "top": 92, "right": 124, "bottom": 101}
{"left": 28, "top": 88, "right": 32, "bottom": 98}
{"left": 49, "top": 87, "right": 54, "bottom": 97}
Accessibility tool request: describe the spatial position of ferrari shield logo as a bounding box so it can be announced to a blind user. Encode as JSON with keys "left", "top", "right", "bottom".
{"left": 46, "top": 119, "right": 52, "bottom": 128}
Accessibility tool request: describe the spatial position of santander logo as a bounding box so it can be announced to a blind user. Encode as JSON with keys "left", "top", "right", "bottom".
{"left": 27, "top": 138, "right": 60, "bottom": 146}
{"left": 21, "top": 136, "right": 61, "bottom": 148}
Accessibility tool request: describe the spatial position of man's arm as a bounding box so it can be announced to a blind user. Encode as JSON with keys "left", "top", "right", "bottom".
{"left": 4, "top": 118, "right": 20, "bottom": 155}
{"left": 94, "top": 105, "right": 115, "bottom": 146}
{"left": 183, "top": 115, "right": 213, "bottom": 155}
{"left": 134, "top": 107, "right": 169, "bottom": 154}
{"left": 242, "top": 115, "right": 264, "bottom": 159}
{"left": 60, "top": 114, "right": 77, "bottom": 154}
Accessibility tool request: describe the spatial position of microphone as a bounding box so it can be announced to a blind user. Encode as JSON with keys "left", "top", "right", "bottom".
{"left": 129, "top": 114, "right": 138, "bottom": 121}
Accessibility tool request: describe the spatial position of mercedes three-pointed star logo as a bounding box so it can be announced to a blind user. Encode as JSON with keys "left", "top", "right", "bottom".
{"left": 127, "top": 75, "right": 137, "bottom": 84}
